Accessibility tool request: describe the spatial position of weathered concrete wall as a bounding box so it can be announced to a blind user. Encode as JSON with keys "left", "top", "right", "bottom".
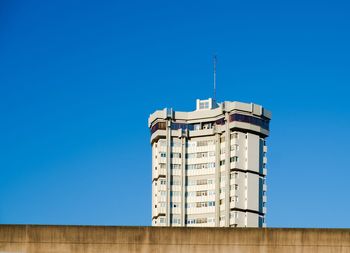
{"left": 0, "top": 225, "right": 349, "bottom": 253}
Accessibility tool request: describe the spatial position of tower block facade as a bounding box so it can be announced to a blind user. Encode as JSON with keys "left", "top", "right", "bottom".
{"left": 149, "top": 99, "right": 271, "bottom": 227}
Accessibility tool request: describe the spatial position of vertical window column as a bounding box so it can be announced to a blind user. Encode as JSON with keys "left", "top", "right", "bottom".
{"left": 166, "top": 120, "right": 172, "bottom": 226}
{"left": 215, "top": 133, "right": 221, "bottom": 227}
{"left": 181, "top": 135, "right": 187, "bottom": 226}
{"left": 224, "top": 112, "right": 231, "bottom": 227}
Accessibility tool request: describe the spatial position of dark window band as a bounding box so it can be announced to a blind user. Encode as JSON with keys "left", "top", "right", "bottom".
{"left": 230, "top": 114, "right": 270, "bottom": 130}
{"left": 150, "top": 114, "right": 270, "bottom": 134}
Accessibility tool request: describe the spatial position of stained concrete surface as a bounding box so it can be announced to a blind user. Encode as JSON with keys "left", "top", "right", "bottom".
{"left": 0, "top": 225, "right": 349, "bottom": 253}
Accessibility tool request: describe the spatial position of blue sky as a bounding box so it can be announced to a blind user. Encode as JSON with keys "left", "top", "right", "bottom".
{"left": 1, "top": 0, "right": 350, "bottom": 227}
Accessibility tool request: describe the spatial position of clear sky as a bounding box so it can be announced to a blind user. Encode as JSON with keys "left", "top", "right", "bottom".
{"left": 1, "top": 0, "right": 350, "bottom": 228}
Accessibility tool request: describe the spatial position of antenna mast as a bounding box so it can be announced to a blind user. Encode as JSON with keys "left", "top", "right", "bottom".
{"left": 213, "top": 55, "right": 217, "bottom": 101}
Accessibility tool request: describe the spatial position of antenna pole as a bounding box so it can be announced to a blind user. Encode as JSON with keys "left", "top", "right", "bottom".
{"left": 213, "top": 55, "right": 217, "bottom": 101}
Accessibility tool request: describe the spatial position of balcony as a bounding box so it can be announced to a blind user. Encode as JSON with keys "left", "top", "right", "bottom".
{"left": 230, "top": 202, "right": 238, "bottom": 209}
{"left": 151, "top": 130, "right": 166, "bottom": 143}
{"left": 263, "top": 168, "right": 267, "bottom": 175}
{"left": 263, "top": 156, "right": 268, "bottom": 164}
{"left": 188, "top": 128, "right": 215, "bottom": 138}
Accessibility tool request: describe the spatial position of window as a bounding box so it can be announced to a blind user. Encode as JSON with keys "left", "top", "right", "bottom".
{"left": 197, "top": 152, "right": 208, "bottom": 158}
{"left": 186, "top": 163, "right": 215, "bottom": 170}
{"left": 208, "top": 201, "right": 215, "bottom": 207}
{"left": 150, "top": 122, "right": 166, "bottom": 134}
{"left": 215, "top": 118, "right": 225, "bottom": 125}
{"left": 160, "top": 152, "right": 166, "bottom": 158}
{"left": 197, "top": 179, "right": 207, "bottom": 185}
{"left": 233, "top": 184, "right": 238, "bottom": 190}
{"left": 231, "top": 211, "right": 238, "bottom": 218}
{"left": 229, "top": 113, "right": 270, "bottom": 130}
{"left": 186, "top": 164, "right": 194, "bottom": 170}
{"left": 196, "top": 202, "right": 208, "bottom": 208}
{"left": 199, "top": 102, "right": 209, "bottom": 109}
{"left": 187, "top": 180, "right": 196, "bottom": 186}
{"left": 171, "top": 191, "right": 180, "bottom": 196}
{"left": 186, "top": 153, "right": 196, "bottom": 159}
{"left": 231, "top": 144, "right": 239, "bottom": 151}
{"left": 197, "top": 140, "right": 208, "bottom": 146}
{"left": 171, "top": 164, "right": 181, "bottom": 170}
{"left": 187, "top": 179, "right": 213, "bottom": 186}
{"left": 160, "top": 179, "right": 166, "bottom": 185}
{"left": 208, "top": 162, "right": 215, "bottom": 168}
{"left": 196, "top": 190, "right": 208, "bottom": 197}
{"left": 193, "top": 124, "right": 201, "bottom": 130}
{"left": 196, "top": 217, "right": 208, "bottom": 224}
{"left": 230, "top": 172, "right": 239, "bottom": 179}
{"left": 186, "top": 219, "right": 195, "bottom": 224}
{"left": 220, "top": 175, "right": 226, "bottom": 183}
{"left": 172, "top": 217, "right": 180, "bottom": 224}
{"left": 171, "top": 153, "right": 181, "bottom": 158}
{"left": 159, "top": 218, "right": 166, "bottom": 223}
{"left": 231, "top": 132, "right": 238, "bottom": 139}
{"left": 220, "top": 160, "right": 225, "bottom": 166}
{"left": 230, "top": 196, "right": 239, "bottom": 202}
{"left": 230, "top": 156, "right": 239, "bottom": 163}
{"left": 171, "top": 179, "right": 181, "bottom": 185}
{"left": 202, "top": 123, "right": 212, "bottom": 129}
{"left": 171, "top": 123, "right": 188, "bottom": 131}
{"left": 196, "top": 140, "right": 214, "bottom": 146}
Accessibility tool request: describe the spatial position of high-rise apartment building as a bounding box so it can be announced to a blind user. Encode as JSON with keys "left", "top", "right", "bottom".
{"left": 149, "top": 98, "right": 271, "bottom": 227}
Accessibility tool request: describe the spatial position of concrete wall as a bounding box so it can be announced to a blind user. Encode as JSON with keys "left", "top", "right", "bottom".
{"left": 0, "top": 225, "right": 349, "bottom": 253}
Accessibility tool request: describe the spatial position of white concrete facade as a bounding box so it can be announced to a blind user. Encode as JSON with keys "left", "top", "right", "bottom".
{"left": 149, "top": 99, "right": 271, "bottom": 227}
